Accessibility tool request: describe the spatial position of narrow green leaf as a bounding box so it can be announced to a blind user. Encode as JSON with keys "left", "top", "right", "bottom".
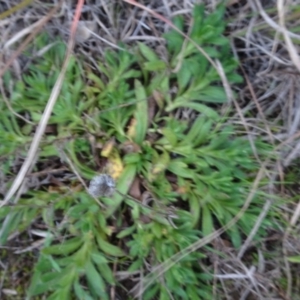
{"left": 144, "top": 284, "right": 160, "bottom": 300}
{"left": 144, "top": 60, "right": 167, "bottom": 71}
{"left": 152, "top": 150, "right": 170, "bottom": 175}
{"left": 96, "top": 234, "right": 125, "bottom": 257}
{"left": 105, "top": 164, "right": 137, "bottom": 217}
{"left": 167, "top": 101, "right": 219, "bottom": 120}
{"left": 134, "top": 80, "right": 148, "bottom": 145}
{"left": 167, "top": 160, "right": 194, "bottom": 179}
{"left": 161, "top": 127, "right": 178, "bottom": 146}
{"left": 123, "top": 69, "right": 141, "bottom": 79}
{"left": 91, "top": 252, "right": 108, "bottom": 264}
{"left": 228, "top": 223, "right": 242, "bottom": 249}
{"left": 27, "top": 270, "right": 49, "bottom": 296}
{"left": 117, "top": 225, "right": 136, "bottom": 238}
{"left": 177, "top": 61, "right": 192, "bottom": 91}
{"left": 138, "top": 42, "right": 159, "bottom": 62}
{"left": 186, "top": 286, "right": 202, "bottom": 300}
{"left": 182, "top": 116, "right": 206, "bottom": 146}
{"left": 0, "top": 211, "right": 22, "bottom": 245}
{"left": 164, "top": 15, "right": 184, "bottom": 55}
{"left": 190, "top": 86, "right": 227, "bottom": 103}
{"left": 183, "top": 102, "right": 219, "bottom": 120}
{"left": 202, "top": 205, "right": 213, "bottom": 236}
{"left": 159, "top": 287, "right": 171, "bottom": 300}
{"left": 74, "top": 281, "right": 94, "bottom": 300}
{"left": 40, "top": 271, "right": 64, "bottom": 287}
{"left": 68, "top": 203, "right": 90, "bottom": 218}
{"left": 288, "top": 256, "right": 300, "bottom": 263}
{"left": 152, "top": 223, "right": 162, "bottom": 239}
{"left": 42, "top": 237, "right": 83, "bottom": 256}
{"left": 194, "top": 119, "right": 213, "bottom": 146}
{"left": 189, "top": 194, "right": 200, "bottom": 227}
{"left": 47, "top": 286, "right": 72, "bottom": 300}
{"left": 47, "top": 255, "right": 61, "bottom": 273}
{"left": 87, "top": 73, "right": 105, "bottom": 90}
{"left": 97, "top": 260, "right": 115, "bottom": 285}
{"left": 127, "top": 259, "right": 143, "bottom": 272}
{"left": 202, "top": 46, "right": 219, "bottom": 57}
{"left": 85, "top": 260, "right": 106, "bottom": 297}
{"left": 172, "top": 145, "right": 193, "bottom": 156}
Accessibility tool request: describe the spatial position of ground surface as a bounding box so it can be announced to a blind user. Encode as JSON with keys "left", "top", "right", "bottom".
{"left": 1, "top": 1, "right": 300, "bottom": 299}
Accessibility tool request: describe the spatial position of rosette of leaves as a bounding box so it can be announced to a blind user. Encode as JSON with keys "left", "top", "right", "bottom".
{"left": 0, "top": 4, "right": 277, "bottom": 300}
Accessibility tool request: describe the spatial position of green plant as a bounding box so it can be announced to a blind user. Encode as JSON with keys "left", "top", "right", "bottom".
{"left": 0, "top": 4, "right": 277, "bottom": 299}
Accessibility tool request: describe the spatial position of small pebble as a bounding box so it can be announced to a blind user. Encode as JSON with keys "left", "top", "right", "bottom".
{"left": 88, "top": 174, "right": 116, "bottom": 197}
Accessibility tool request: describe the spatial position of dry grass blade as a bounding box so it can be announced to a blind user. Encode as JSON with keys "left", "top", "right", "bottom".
{"left": 216, "top": 60, "right": 263, "bottom": 164}
{"left": 253, "top": 0, "right": 300, "bottom": 41}
{"left": 4, "top": 20, "right": 45, "bottom": 49}
{"left": 283, "top": 194, "right": 300, "bottom": 298}
{"left": 238, "top": 180, "right": 275, "bottom": 259}
{"left": 240, "top": 66, "right": 274, "bottom": 143}
{"left": 0, "top": 0, "right": 33, "bottom": 20}
{"left": 0, "top": 0, "right": 85, "bottom": 246}
{"left": 284, "top": 201, "right": 300, "bottom": 298}
{"left": 0, "top": 1, "right": 62, "bottom": 78}
{"left": 277, "top": 0, "right": 300, "bottom": 72}
{"left": 236, "top": 65, "right": 277, "bottom": 258}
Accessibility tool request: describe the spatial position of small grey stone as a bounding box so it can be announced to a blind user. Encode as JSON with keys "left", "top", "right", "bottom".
{"left": 88, "top": 174, "right": 116, "bottom": 197}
